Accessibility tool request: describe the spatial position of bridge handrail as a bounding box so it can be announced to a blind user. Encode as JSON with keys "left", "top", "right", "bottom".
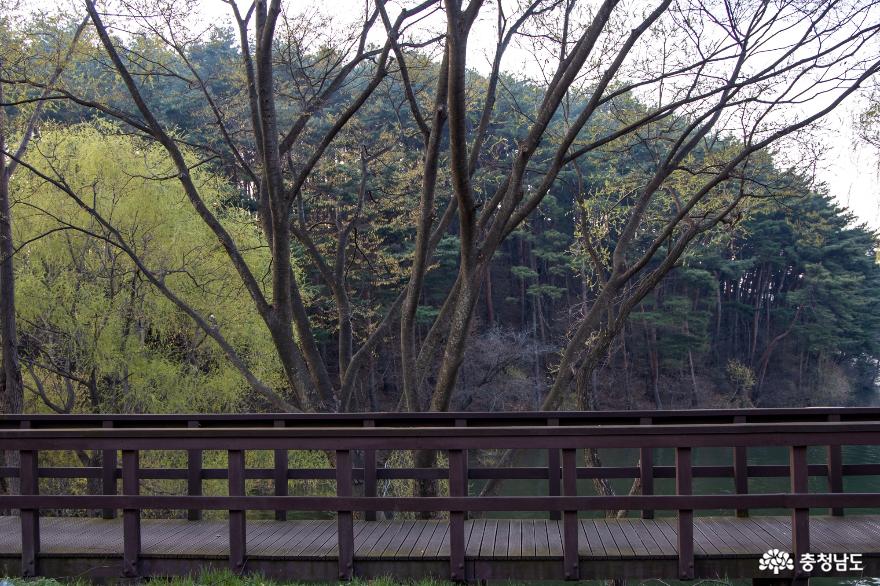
{"left": 1, "top": 406, "right": 878, "bottom": 428}
{"left": 2, "top": 412, "right": 878, "bottom": 581}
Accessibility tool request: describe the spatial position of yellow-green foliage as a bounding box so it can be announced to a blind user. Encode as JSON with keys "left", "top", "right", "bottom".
{"left": 12, "top": 122, "right": 286, "bottom": 414}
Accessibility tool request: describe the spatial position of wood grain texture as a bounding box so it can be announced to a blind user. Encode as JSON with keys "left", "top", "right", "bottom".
{"left": 3, "top": 516, "right": 877, "bottom": 559}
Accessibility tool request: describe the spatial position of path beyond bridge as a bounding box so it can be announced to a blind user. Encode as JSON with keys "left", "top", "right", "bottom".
{"left": 0, "top": 409, "right": 879, "bottom": 584}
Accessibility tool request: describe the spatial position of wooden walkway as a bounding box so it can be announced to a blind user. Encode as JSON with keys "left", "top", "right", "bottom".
{"left": 1, "top": 515, "right": 879, "bottom": 580}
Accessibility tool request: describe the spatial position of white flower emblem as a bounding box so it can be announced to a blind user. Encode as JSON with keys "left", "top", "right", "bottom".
{"left": 759, "top": 549, "right": 794, "bottom": 574}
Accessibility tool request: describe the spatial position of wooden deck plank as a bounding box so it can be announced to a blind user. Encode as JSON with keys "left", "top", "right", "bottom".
{"left": 367, "top": 521, "right": 408, "bottom": 558}
{"left": 534, "top": 520, "right": 551, "bottom": 557}
{"left": 696, "top": 518, "right": 744, "bottom": 555}
{"left": 801, "top": 518, "right": 840, "bottom": 552}
{"left": 158, "top": 520, "right": 224, "bottom": 556}
{"left": 741, "top": 517, "right": 790, "bottom": 553}
{"left": 247, "top": 521, "right": 298, "bottom": 557}
{"left": 639, "top": 519, "right": 676, "bottom": 556}
{"left": 5, "top": 515, "right": 880, "bottom": 568}
{"left": 546, "top": 519, "right": 563, "bottom": 558}
{"left": 578, "top": 519, "right": 600, "bottom": 556}
{"left": 325, "top": 519, "right": 371, "bottom": 559}
{"left": 174, "top": 520, "right": 227, "bottom": 557}
{"left": 381, "top": 521, "right": 420, "bottom": 559}
{"left": 520, "top": 519, "right": 536, "bottom": 559}
{"left": 388, "top": 520, "right": 422, "bottom": 559}
{"left": 813, "top": 516, "right": 868, "bottom": 550}
{"left": 603, "top": 518, "right": 637, "bottom": 557}
{"left": 394, "top": 520, "right": 425, "bottom": 559}
{"left": 426, "top": 522, "right": 448, "bottom": 559}
{"left": 712, "top": 518, "right": 775, "bottom": 555}
{"left": 43, "top": 517, "right": 117, "bottom": 555}
{"left": 466, "top": 519, "right": 486, "bottom": 558}
{"left": 507, "top": 519, "right": 523, "bottom": 558}
{"left": 623, "top": 519, "right": 663, "bottom": 557}
{"left": 289, "top": 520, "right": 336, "bottom": 557}
{"left": 493, "top": 520, "right": 510, "bottom": 559}
{"left": 617, "top": 518, "right": 653, "bottom": 557}
{"left": 265, "top": 519, "right": 321, "bottom": 556}
{"left": 750, "top": 517, "right": 794, "bottom": 555}
{"left": 657, "top": 517, "right": 710, "bottom": 556}
{"left": 405, "top": 520, "right": 440, "bottom": 559}
{"left": 833, "top": 517, "right": 880, "bottom": 552}
{"left": 594, "top": 519, "right": 624, "bottom": 557}
{"left": 479, "top": 520, "right": 497, "bottom": 558}
{"left": 355, "top": 520, "right": 392, "bottom": 557}
{"left": 144, "top": 519, "right": 205, "bottom": 555}
{"left": 691, "top": 518, "right": 724, "bottom": 556}
{"left": 581, "top": 519, "right": 606, "bottom": 556}
{"left": 353, "top": 519, "right": 383, "bottom": 555}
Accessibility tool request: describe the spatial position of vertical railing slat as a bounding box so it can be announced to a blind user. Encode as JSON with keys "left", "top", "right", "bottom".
{"left": 639, "top": 417, "right": 654, "bottom": 519}
{"left": 827, "top": 414, "right": 843, "bottom": 517}
{"left": 336, "top": 449, "right": 354, "bottom": 581}
{"left": 228, "top": 449, "right": 246, "bottom": 573}
{"left": 791, "top": 444, "right": 810, "bottom": 580}
{"left": 561, "top": 448, "right": 579, "bottom": 581}
{"left": 676, "top": 446, "right": 694, "bottom": 580}
{"left": 733, "top": 415, "right": 749, "bottom": 518}
{"left": 187, "top": 420, "right": 202, "bottom": 521}
{"left": 449, "top": 448, "right": 466, "bottom": 581}
{"left": 20, "top": 419, "right": 39, "bottom": 578}
{"left": 548, "top": 418, "right": 561, "bottom": 521}
{"left": 101, "top": 420, "right": 117, "bottom": 520}
{"left": 122, "top": 449, "right": 140, "bottom": 578}
{"left": 363, "top": 419, "right": 377, "bottom": 522}
{"left": 455, "top": 418, "right": 468, "bottom": 520}
{"left": 274, "top": 420, "right": 288, "bottom": 521}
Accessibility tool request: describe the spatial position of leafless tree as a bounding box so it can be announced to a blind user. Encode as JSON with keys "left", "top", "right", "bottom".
{"left": 2, "top": 0, "right": 878, "bottom": 428}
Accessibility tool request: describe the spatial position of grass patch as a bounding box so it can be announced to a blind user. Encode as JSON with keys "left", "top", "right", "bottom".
{"left": 1, "top": 570, "right": 462, "bottom": 586}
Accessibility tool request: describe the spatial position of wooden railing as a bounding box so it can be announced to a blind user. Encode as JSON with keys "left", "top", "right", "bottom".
{"left": 0, "top": 408, "right": 879, "bottom": 581}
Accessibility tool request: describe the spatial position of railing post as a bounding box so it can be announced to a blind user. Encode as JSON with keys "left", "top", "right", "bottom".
{"left": 733, "top": 415, "right": 749, "bottom": 518}
{"left": 187, "top": 420, "right": 202, "bottom": 521}
{"left": 228, "top": 449, "right": 246, "bottom": 573}
{"left": 20, "top": 420, "right": 39, "bottom": 578}
{"left": 363, "top": 419, "right": 377, "bottom": 522}
{"left": 455, "top": 418, "right": 468, "bottom": 521}
{"left": 102, "top": 420, "right": 117, "bottom": 520}
{"left": 561, "top": 448, "right": 579, "bottom": 581}
{"left": 548, "top": 418, "right": 561, "bottom": 521}
{"left": 676, "top": 446, "right": 694, "bottom": 580}
{"left": 336, "top": 449, "right": 354, "bottom": 581}
{"left": 274, "top": 420, "right": 288, "bottom": 521}
{"left": 827, "top": 414, "right": 843, "bottom": 516}
{"left": 122, "top": 449, "right": 140, "bottom": 578}
{"left": 639, "top": 417, "right": 654, "bottom": 519}
{"left": 791, "top": 445, "right": 810, "bottom": 581}
{"left": 449, "top": 448, "right": 466, "bottom": 582}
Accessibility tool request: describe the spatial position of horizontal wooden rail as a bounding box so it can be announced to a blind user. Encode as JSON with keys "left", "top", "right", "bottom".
{"left": 3, "top": 491, "right": 880, "bottom": 511}
{"left": 1, "top": 411, "right": 877, "bottom": 582}
{"left": 2, "top": 406, "right": 879, "bottom": 429}
{"left": 2, "top": 421, "right": 880, "bottom": 450}
{"left": 3, "top": 462, "right": 877, "bottom": 480}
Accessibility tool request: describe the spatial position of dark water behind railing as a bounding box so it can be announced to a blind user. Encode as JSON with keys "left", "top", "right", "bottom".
{"left": 497, "top": 446, "right": 880, "bottom": 585}
{"left": 501, "top": 445, "right": 880, "bottom": 513}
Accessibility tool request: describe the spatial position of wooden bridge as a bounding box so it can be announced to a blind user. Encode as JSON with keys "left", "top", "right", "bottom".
{"left": 0, "top": 409, "right": 879, "bottom": 584}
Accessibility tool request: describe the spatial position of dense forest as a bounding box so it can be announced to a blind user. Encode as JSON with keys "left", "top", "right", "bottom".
{"left": 1, "top": 0, "right": 880, "bottom": 421}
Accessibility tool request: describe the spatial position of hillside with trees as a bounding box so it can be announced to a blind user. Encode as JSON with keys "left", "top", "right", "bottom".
{"left": 1, "top": 0, "right": 879, "bottom": 422}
